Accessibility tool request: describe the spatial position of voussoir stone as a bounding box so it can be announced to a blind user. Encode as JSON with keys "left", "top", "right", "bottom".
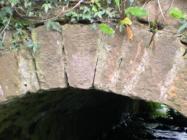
{"left": 63, "top": 24, "right": 98, "bottom": 89}
{"left": 0, "top": 33, "right": 21, "bottom": 100}
{"left": 33, "top": 26, "right": 66, "bottom": 90}
{"left": 0, "top": 52, "right": 20, "bottom": 99}
{"left": 166, "top": 53, "right": 187, "bottom": 116}
{"left": 0, "top": 34, "right": 40, "bottom": 99}
{"left": 17, "top": 48, "right": 40, "bottom": 94}
{"left": 94, "top": 23, "right": 152, "bottom": 97}
{"left": 133, "top": 28, "right": 185, "bottom": 102}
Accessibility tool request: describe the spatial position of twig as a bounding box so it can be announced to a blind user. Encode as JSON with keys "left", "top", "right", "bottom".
{"left": 45, "top": 0, "right": 84, "bottom": 21}
{"left": 0, "top": 16, "right": 11, "bottom": 34}
{"left": 157, "top": 0, "right": 166, "bottom": 21}
{"left": 0, "top": 16, "right": 11, "bottom": 43}
{"left": 14, "top": 0, "right": 85, "bottom": 22}
{"left": 1, "top": 31, "right": 6, "bottom": 43}
{"left": 165, "top": 0, "right": 175, "bottom": 14}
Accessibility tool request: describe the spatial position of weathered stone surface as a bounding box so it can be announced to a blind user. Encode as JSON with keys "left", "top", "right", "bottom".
{"left": 166, "top": 61, "right": 187, "bottom": 116}
{"left": 0, "top": 33, "right": 21, "bottom": 99}
{"left": 94, "top": 30, "right": 124, "bottom": 92}
{"left": 93, "top": 24, "right": 187, "bottom": 116}
{"left": 172, "top": 0, "right": 187, "bottom": 13}
{"left": 0, "top": 35, "right": 39, "bottom": 99}
{"left": 63, "top": 25, "right": 98, "bottom": 89}
{"left": 133, "top": 28, "right": 184, "bottom": 101}
{"left": 18, "top": 48, "right": 40, "bottom": 94}
{"left": 34, "top": 26, "right": 66, "bottom": 90}
{"left": 143, "top": 0, "right": 187, "bottom": 26}
{"left": 94, "top": 24, "right": 152, "bottom": 97}
{"left": 0, "top": 52, "right": 20, "bottom": 99}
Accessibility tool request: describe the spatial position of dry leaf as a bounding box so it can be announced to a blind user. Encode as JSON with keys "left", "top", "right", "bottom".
{"left": 126, "top": 25, "right": 133, "bottom": 40}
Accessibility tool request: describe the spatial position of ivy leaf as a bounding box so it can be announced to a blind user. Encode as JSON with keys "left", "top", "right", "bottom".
{"left": 1, "top": 7, "right": 12, "bottom": 15}
{"left": 125, "top": 6, "right": 148, "bottom": 18}
{"left": 114, "top": 0, "right": 120, "bottom": 8}
{"left": 45, "top": 20, "right": 62, "bottom": 32}
{"left": 99, "top": 23, "right": 115, "bottom": 36}
{"left": 42, "top": 3, "right": 52, "bottom": 13}
{"left": 9, "top": 0, "right": 19, "bottom": 6}
{"left": 169, "top": 8, "right": 186, "bottom": 20}
{"left": 26, "top": 39, "right": 39, "bottom": 53}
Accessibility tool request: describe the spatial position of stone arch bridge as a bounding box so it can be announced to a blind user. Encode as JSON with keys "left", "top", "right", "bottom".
{"left": 1, "top": 23, "right": 187, "bottom": 116}
{"left": 0, "top": 0, "right": 187, "bottom": 116}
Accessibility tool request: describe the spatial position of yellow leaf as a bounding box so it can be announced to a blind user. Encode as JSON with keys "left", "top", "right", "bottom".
{"left": 120, "top": 17, "right": 132, "bottom": 25}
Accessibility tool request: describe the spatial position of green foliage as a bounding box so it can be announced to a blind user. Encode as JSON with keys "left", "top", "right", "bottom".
{"left": 0, "top": 6, "right": 12, "bottom": 16}
{"left": 99, "top": 23, "right": 115, "bottom": 36}
{"left": 114, "top": 0, "right": 121, "bottom": 8}
{"left": 125, "top": 6, "right": 148, "bottom": 18}
{"left": 0, "top": 0, "right": 144, "bottom": 47}
{"left": 169, "top": 8, "right": 187, "bottom": 20}
{"left": 0, "top": 0, "right": 65, "bottom": 52}
{"left": 0, "top": 0, "right": 184, "bottom": 52}
{"left": 26, "top": 39, "right": 39, "bottom": 53}
{"left": 169, "top": 7, "right": 187, "bottom": 33}
{"left": 144, "top": 102, "right": 169, "bottom": 119}
{"left": 42, "top": 3, "right": 52, "bottom": 13}
{"left": 177, "top": 21, "right": 187, "bottom": 34}
{"left": 65, "top": 5, "right": 117, "bottom": 23}
{"left": 9, "top": 0, "right": 19, "bottom": 6}
{"left": 45, "top": 20, "right": 62, "bottom": 32}
{"left": 11, "top": 28, "right": 29, "bottom": 49}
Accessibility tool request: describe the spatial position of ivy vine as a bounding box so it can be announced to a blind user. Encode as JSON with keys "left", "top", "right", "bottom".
{"left": 0, "top": 0, "right": 186, "bottom": 53}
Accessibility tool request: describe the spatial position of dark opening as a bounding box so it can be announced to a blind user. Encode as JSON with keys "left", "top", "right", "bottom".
{"left": 0, "top": 88, "right": 186, "bottom": 140}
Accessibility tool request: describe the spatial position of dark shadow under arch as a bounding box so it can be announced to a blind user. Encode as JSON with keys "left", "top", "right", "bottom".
{"left": 0, "top": 88, "right": 186, "bottom": 140}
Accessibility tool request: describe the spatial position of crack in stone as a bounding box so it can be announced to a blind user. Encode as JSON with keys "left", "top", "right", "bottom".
{"left": 31, "top": 54, "right": 41, "bottom": 89}
{"left": 61, "top": 39, "right": 69, "bottom": 87}
{"left": 148, "top": 32, "right": 156, "bottom": 48}
{"left": 118, "top": 57, "right": 123, "bottom": 69}
{"left": 92, "top": 57, "right": 98, "bottom": 88}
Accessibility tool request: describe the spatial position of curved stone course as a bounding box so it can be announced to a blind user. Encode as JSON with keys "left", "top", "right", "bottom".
{"left": 0, "top": 21, "right": 187, "bottom": 116}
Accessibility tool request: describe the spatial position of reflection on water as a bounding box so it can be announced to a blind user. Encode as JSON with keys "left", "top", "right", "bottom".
{"left": 101, "top": 112, "right": 187, "bottom": 140}
{"left": 152, "top": 129, "right": 187, "bottom": 140}
{"left": 145, "top": 123, "right": 187, "bottom": 140}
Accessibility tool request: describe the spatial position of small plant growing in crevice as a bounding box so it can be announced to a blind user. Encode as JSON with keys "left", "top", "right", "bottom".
{"left": 169, "top": 7, "right": 187, "bottom": 56}
{"left": 98, "top": 6, "right": 148, "bottom": 37}
{"left": 121, "top": 6, "right": 148, "bottom": 40}
{"left": 99, "top": 23, "right": 115, "bottom": 36}
{"left": 169, "top": 7, "right": 187, "bottom": 34}
{"left": 45, "top": 20, "right": 62, "bottom": 33}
